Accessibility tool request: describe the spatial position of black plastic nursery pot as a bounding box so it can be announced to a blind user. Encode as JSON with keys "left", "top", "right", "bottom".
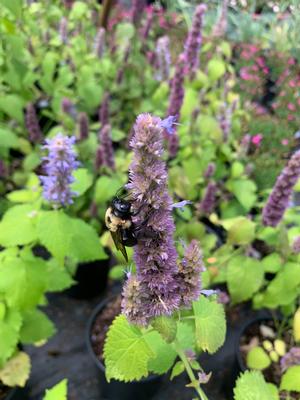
{"left": 86, "top": 295, "right": 162, "bottom": 400}
{"left": 0, "top": 386, "right": 28, "bottom": 400}
{"left": 66, "top": 256, "right": 111, "bottom": 300}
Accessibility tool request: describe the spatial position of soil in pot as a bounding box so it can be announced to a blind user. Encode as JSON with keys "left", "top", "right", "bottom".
{"left": 66, "top": 258, "right": 110, "bottom": 300}
{"left": 239, "top": 318, "right": 299, "bottom": 400}
{"left": 0, "top": 385, "right": 25, "bottom": 400}
{"left": 88, "top": 295, "right": 162, "bottom": 400}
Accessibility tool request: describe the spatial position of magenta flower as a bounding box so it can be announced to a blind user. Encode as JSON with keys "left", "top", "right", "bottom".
{"left": 262, "top": 150, "right": 300, "bottom": 227}
{"left": 39, "top": 134, "right": 79, "bottom": 206}
{"left": 251, "top": 134, "right": 263, "bottom": 146}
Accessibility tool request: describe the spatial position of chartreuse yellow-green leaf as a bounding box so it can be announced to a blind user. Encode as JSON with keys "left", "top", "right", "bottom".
{"left": 43, "top": 379, "right": 68, "bottom": 400}
{"left": 280, "top": 365, "right": 300, "bottom": 392}
{"left": 234, "top": 371, "right": 279, "bottom": 400}
{"left": 0, "top": 352, "right": 31, "bottom": 387}
{"left": 246, "top": 347, "right": 271, "bottom": 370}
{"left": 293, "top": 307, "right": 300, "bottom": 342}
{"left": 193, "top": 296, "right": 226, "bottom": 354}
{"left": 104, "top": 315, "right": 155, "bottom": 382}
{"left": 0, "top": 310, "right": 22, "bottom": 367}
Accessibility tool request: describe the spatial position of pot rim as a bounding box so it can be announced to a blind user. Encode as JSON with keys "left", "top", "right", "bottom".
{"left": 86, "top": 294, "right": 159, "bottom": 383}
{"left": 235, "top": 313, "right": 279, "bottom": 372}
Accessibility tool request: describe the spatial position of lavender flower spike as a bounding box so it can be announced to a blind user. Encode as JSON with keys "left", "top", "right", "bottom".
{"left": 78, "top": 112, "right": 89, "bottom": 141}
{"left": 262, "top": 150, "right": 300, "bottom": 227}
{"left": 184, "top": 4, "right": 207, "bottom": 79}
{"left": 198, "top": 182, "right": 218, "bottom": 215}
{"left": 25, "top": 103, "right": 43, "bottom": 143}
{"left": 99, "top": 124, "right": 115, "bottom": 170}
{"left": 94, "top": 27, "right": 105, "bottom": 58}
{"left": 280, "top": 347, "right": 300, "bottom": 372}
{"left": 39, "top": 134, "right": 79, "bottom": 206}
{"left": 176, "top": 240, "right": 204, "bottom": 307}
{"left": 166, "top": 53, "right": 186, "bottom": 157}
{"left": 122, "top": 114, "right": 181, "bottom": 325}
{"left": 99, "top": 92, "right": 110, "bottom": 127}
{"left": 155, "top": 36, "right": 171, "bottom": 82}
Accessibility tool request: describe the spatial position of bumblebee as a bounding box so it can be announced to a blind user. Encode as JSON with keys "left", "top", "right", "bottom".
{"left": 105, "top": 192, "right": 137, "bottom": 262}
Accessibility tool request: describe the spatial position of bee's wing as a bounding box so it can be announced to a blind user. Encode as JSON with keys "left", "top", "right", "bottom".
{"left": 111, "top": 229, "right": 128, "bottom": 262}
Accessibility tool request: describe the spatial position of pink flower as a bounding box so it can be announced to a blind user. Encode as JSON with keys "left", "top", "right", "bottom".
{"left": 297, "top": 99, "right": 300, "bottom": 106}
{"left": 288, "top": 103, "right": 296, "bottom": 111}
{"left": 251, "top": 134, "right": 263, "bottom": 146}
{"left": 288, "top": 114, "right": 295, "bottom": 121}
{"left": 240, "top": 67, "right": 253, "bottom": 81}
{"left": 289, "top": 80, "right": 297, "bottom": 88}
{"left": 281, "top": 139, "right": 289, "bottom": 146}
{"left": 288, "top": 58, "right": 296, "bottom": 65}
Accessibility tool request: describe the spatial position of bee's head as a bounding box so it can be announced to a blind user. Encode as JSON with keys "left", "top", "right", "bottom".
{"left": 111, "top": 197, "right": 132, "bottom": 219}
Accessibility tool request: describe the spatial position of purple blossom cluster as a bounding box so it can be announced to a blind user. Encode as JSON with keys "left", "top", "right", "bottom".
{"left": 39, "top": 134, "right": 79, "bottom": 206}
{"left": 95, "top": 124, "right": 115, "bottom": 170}
{"left": 141, "top": 7, "right": 154, "bottom": 40}
{"left": 166, "top": 53, "right": 186, "bottom": 157}
{"left": 99, "top": 92, "right": 110, "bottom": 127}
{"left": 184, "top": 4, "right": 207, "bottom": 79}
{"left": 25, "top": 103, "right": 43, "bottom": 143}
{"left": 155, "top": 36, "right": 171, "bottom": 82}
{"left": 59, "top": 17, "right": 68, "bottom": 44}
{"left": 122, "top": 114, "right": 203, "bottom": 326}
{"left": 61, "top": 97, "right": 77, "bottom": 119}
{"left": 204, "top": 162, "right": 216, "bottom": 179}
{"left": 218, "top": 100, "right": 237, "bottom": 142}
{"left": 262, "top": 150, "right": 300, "bottom": 227}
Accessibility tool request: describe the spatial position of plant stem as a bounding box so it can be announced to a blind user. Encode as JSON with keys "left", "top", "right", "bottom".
{"left": 173, "top": 339, "right": 209, "bottom": 400}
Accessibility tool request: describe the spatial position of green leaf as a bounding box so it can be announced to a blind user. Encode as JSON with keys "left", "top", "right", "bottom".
{"left": 46, "top": 259, "right": 74, "bottom": 292}
{"left": 0, "top": 0, "right": 22, "bottom": 17}
{"left": 20, "top": 309, "right": 55, "bottom": 344}
{"left": 43, "top": 379, "right": 68, "bottom": 400}
{"left": 234, "top": 371, "right": 279, "bottom": 400}
{"left": 207, "top": 59, "right": 226, "bottom": 81}
{"left": 70, "top": 168, "right": 93, "bottom": 196}
{"left": 0, "top": 255, "right": 47, "bottom": 310}
{"left": 197, "top": 115, "right": 223, "bottom": 142}
{"left": 95, "top": 176, "right": 122, "bottom": 204}
{"left": 227, "top": 256, "right": 264, "bottom": 303}
{"left": 230, "top": 179, "right": 257, "bottom": 211}
{"left": 151, "top": 316, "right": 177, "bottom": 343}
{"left": 246, "top": 347, "right": 271, "bottom": 370}
{"left": 177, "top": 321, "right": 195, "bottom": 350}
{"left": 44, "top": 379, "right": 68, "bottom": 400}
{"left": 0, "top": 205, "right": 38, "bottom": 247}
{"left": 0, "top": 94, "right": 24, "bottom": 123}
{"left": 7, "top": 189, "right": 40, "bottom": 203}
{"left": 280, "top": 366, "right": 300, "bottom": 392}
{"left": 68, "top": 218, "right": 107, "bottom": 262}
{"left": 0, "top": 128, "right": 19, "bottom": 148}
{"left": 0, "top": 352, "right": 31, "bottom": 388}
{"left": 193, "top": 296, "right": 226, "bottom": 354}
{"left": 170, "top": 361, "right": 185, "bottom": 380}
{"left": 261, "top": 253, "right": 282, "bottom": 273}
{"left": 226, "top": 217, "right": 256, "bottom": 245}
{"left": 104, "top": 315, "right": 155, "bottom": 382}
{"left": 0, "top": 309, "right": 22, "bottom": 367}
{"left": 37, "top": 211, "right": 73, "bottom": 264}
{"left": 145, "top": 331, "right": 176, "bottom": 375}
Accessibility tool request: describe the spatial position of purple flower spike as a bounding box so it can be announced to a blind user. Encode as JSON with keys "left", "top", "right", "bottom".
{"left": 78, "top": 112, "right": 89, "bottom": 141}
{"left": 292, "top": 236, "right": 300, "bottom": 253}
{"left": 280, "top": 347, "right": 300, "bottom": 372}
{"left": 99, "top": 92, "right": 110, "bottom": 127}
{"left": 176, "top": 240, "right": 204, "bottom": 307}
{"left": 94, "top": 27, "right": 106, "bottom": 58}
{"left": 204, "top": 162, "right": 216, "bottom": 179}
{"left": 262, "top": 150, "right": 300, "bottom": 227}
{"left": 61, "top": 98, "right": 77, "bottom": 119}
{"left": 39, "top": 134, "right": 79, "bottom": 207}
{"left": 166, "top": 53, "right": 186, "bottom": 157}
{"left": 122, "top": 114, "right": 181, "bottom": 325}
{"left": 155, "top": 36, "right": 171, "bottom": 81}
{"left": 132, "top": 0, "right": 146, "bottom": 26}
{"left": 198, "top": 182, "right": 218, "bottom": 215}
{"left": 25, "top": 103, "right": 43, "bottom": 143}
{"left": 98, "top": 124, "right": 115, "bottom": 170}
{"left": 59, "top": 17, "right": 68, "bottom": 44}
{"left": 184, "top": 4, "right": 207, "bottom": 79}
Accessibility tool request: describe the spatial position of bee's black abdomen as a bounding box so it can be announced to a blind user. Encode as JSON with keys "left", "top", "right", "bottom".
{"left": 122, "top": 229, "right": 137, "bottom": 247}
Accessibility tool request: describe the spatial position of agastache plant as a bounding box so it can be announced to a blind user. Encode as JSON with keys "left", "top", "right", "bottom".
{"left": 184, "top": 4, "right": 207, "bottom": 79}
{"left": 97, "top": 124, "right": 115, "bottom": 170}
{"left": 94, "top": 27, "right": 105, "bottom": 58}
{"left": 25, "top": 103, "right": 43, "bottom": 143}
{"left": 262, "top": 150, "right": 300, "bottom": 227}
{"left": 198, "top": 182, "right": 218, "bottom": 215}
{"left": 39, "top": 133, "right": 79, "bottom": 206}
{"left": 105, "top": 114, "right": 224, "bottom": 400}
{"left": 78, "top": 112, "right": 89, "bottom": 141}
{"left": 99, "top": 92, "right": 110, "bottom": 127}
{"left": 122, "top": 113, "right": 181, "bottom": 325}
{"left": 166, "top": 53, "right": 186, "bottom": 157}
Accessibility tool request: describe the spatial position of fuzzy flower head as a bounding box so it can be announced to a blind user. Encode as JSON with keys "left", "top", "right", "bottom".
{"left": 262, "top": 150, "right": 300, "bottom": 227}
{"left": 122, "top": 113, "right": 181, "bottom": 325}
{"left": 176, "top": 240, "right": 204, "bottom": 307}
{"left": 39, "top": 134, "right": 79, "bottom": 206}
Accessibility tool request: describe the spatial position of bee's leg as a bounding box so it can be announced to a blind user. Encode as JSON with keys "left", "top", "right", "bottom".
{"left": 122, "top": 229, "right": 138, "bottom": 247}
